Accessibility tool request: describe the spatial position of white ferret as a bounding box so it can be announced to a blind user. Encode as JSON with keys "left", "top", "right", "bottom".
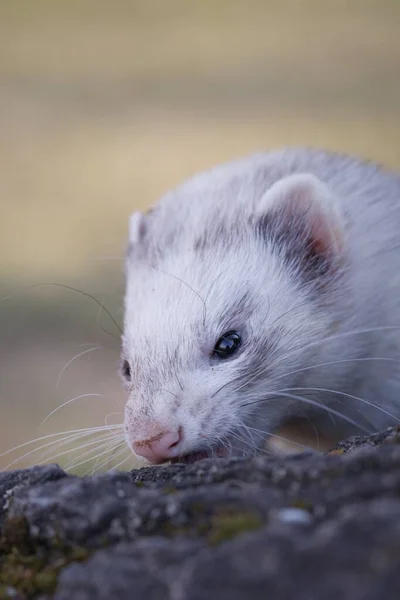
{"left": 121, "top": 147, "right": 400, "bottom": 464}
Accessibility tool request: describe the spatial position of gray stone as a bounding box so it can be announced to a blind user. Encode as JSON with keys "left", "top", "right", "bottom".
{"left": 1, "top": 427, "right": 400, "bottom": 599}
{"left": 0, "top": 464, "right": 66, "bottom": 521}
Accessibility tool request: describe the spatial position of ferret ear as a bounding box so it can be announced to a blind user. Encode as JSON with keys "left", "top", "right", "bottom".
{"left": 129, "top": 211, "right": 147, "bottom": 246}
{"left": 256, "top": 173, "right": 344, "bottom": 277}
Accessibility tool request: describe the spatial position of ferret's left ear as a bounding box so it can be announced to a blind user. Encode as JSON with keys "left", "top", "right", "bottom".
{"left": 126, "top": 211, "right": 150, "bottom": 266}
{"left": 256, "top": 173, "right": 345, "bottom": 276}
{"left": 129, "top": 211, "right": 147, "bottom": 246}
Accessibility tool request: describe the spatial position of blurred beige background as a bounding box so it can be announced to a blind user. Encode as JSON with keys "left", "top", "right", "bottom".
{"left": 1, "top": 0, "right": 399, "bottom": 472}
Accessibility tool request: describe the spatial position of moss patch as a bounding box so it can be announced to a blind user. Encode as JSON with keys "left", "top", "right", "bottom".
{"left": 208, "top": 511, "right": 263, "bottom": 546}
{"left": 290, "top": 498, "right": 314, "bottom": 512}
{"left": 162, "top": 486, "right": 177, "bottom": 495}
{"left": 0, "top": 516, "right": 34, "bottom": 556}
{"left": 161, "top": 506, "right": 263, "bottom": 546}
{"left": 0, "top": 546, "right": 89, "bottom": 599}
{"left": 0, "top": 516, "right": 90, "bottom": 599}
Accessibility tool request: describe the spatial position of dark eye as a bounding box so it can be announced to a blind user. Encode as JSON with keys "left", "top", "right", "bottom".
{"left": 121, "top": 359, "right": 132, "bottom": 382}
{"left": 213, "top": 331, "right": 242, "bottom": 359}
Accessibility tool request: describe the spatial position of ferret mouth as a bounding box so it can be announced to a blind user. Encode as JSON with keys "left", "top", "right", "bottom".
{"left": 170, "top": 446, "right": 230, "bottom": 464}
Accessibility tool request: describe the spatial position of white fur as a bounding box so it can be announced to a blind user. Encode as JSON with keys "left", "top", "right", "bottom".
{"left": 122, "top": 147, "right": 400, "bottom": 460}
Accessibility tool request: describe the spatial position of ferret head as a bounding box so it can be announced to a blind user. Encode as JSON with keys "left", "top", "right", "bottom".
{"left": 121, "top": 157, "right": 347, "bottom": 465}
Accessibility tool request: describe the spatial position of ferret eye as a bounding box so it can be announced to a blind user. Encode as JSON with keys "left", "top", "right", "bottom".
{"left": 121, "top": 359, "right": 132, "bottom": 382}
{"left": 213, "top": 331, "right": 242, "bottom": 359}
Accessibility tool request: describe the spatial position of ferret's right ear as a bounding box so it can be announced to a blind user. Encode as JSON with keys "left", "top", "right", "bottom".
{"left": 129, "top": 211, "right": 147, "bottom": 246}
{"left": 255, "top": 173, "right": 345, "bottom": 280}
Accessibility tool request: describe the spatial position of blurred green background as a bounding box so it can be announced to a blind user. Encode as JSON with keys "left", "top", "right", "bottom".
{"left": 1, "top": 0, "right": 399, "bottom": 472}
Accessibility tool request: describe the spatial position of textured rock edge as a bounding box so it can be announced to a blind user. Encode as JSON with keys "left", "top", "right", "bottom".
{"left": 0, "top": 425, "right": 399, "bottom": 599}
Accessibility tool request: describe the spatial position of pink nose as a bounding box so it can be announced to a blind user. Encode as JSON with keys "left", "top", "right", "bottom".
{"left": 131, "top": 430, "right": 182, "bottom": 464}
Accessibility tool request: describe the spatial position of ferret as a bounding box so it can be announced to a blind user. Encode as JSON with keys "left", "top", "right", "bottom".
{"left": 121, "top": 147, "right": 400, "bottom": 464}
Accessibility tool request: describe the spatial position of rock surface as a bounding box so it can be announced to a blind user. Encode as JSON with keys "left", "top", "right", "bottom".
{"left": 1, "top": 426, "right": 400, "bottom": 599}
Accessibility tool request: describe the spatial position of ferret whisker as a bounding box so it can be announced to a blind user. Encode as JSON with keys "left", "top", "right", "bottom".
{"left": 210, "top": 376, "right": 244, "bottom": 399}
{"left": 104, "top": 412, "right": 124, "bottom": 426}
{"left": 304, "top": 413, "right": 321, "bottom": 450}
{"left": 64, "top": 445, "right": 126, "bottom": 473}
{"left": 56, "top": 346, "right": 102, "bottom": 389}
{"left": 38, "top": 434, "right": 122, "bottom": 469}
{"left": 241, "top": 422, "right": 283, "bottom": 456}
{"left": 67, "top": 439, "right": 125, "bottom": 473}
{"left": 282, "top": 387, "right": 400, "bottom": 423}
{"left": 175, "top": 373, "right": 184, "bottom": 392}
{"left": 244, "top": 425, "right": 311, "bottom": 451}
{"left": 95, "top": 302, "right": 119, "bottom": 341}
{"left": 109, "top": 453, "right": 132, "bottom": 473}
{"left": 159, "top": 388, "right": 180, "bottom": 402}
{"left": 225, "top": 430, "right": 246, "bottom": 451}
{"left": 214, "top": 430, "right": 233, "bottom": 455}
{"left": 39, "top": 282, "right": 123, "bottom": 334}
{"left": 36, "top": 429, "right": 122, "bottom": 462}
{"left": 266, "top": 298, "right": 309, "bottom": 330}
{"left": 193, "top": 336, "right": 400, "bottom": 406}
{"left": 217, "top": 426, "right": 239, "bottom": 456}
{"left": 66, "top": 439, "right": 126, "bottom": 473}
{"left": 241, "top": 430, "right": 262, "bottom": 456}
{"left": 89, "top": 445, "right": 127, "bottom": 475}
{"left": 272, "top": 325, "right": 400, "bottom": 367}
{"left": 221, "top": 438, "right": 233, "bottom": 456}
{"left": 252, "top": 443, "right": 278, "bottom": 456}
{"left": 236, "top": 422, "right": 275, "bottom": 456}
{"left": 227, "top": 425, "right": 257, "bottom": 456}
{"left": 232, "top": 354, "right": 400, "bottom": 401}
{"left": 89, "top": 439, "right": 127, "bottom": 475}
{"left": 3, "top": 430, "right": 121, "bottom": 470}
{"left": 234, "top": 423, "right": 256, "bottom": 450}
{"left": 203, "top": 269, "right": 230, "bottom": 305}
{"left": 1, "top": 425, "right": 123, "bottom": 457}
{"left": 235, "top": 325, "right": 400, "bottom": 398}
{"left": 1, "top": 282, "right": 123, "bottom": 334}
{"left": 64, "top": 437, "right": 125, "bottom": 471}
{"left": 209, "top": 435, "right": 222, "bottom": 458}
{"left": 151, "top": 265, "right": 208, "bottom": 326}
{"left": 39, "top": 393, "right": 106, "bottom": 427}
{"left": 273, "top": 357, "right": 399, "bottom": 383}
{"left": 30, "top": 431, "right": 125, "bottom": 466}
{"left": 242, "top": 390, "right": 371, "bottom": 433}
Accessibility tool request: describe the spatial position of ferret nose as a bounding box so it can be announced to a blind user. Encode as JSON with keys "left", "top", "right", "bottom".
{"left": 131, "top": 430, "right": 182, "bottom": 464}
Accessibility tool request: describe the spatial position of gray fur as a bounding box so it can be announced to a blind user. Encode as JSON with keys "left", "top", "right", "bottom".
{"left": 122, "top": 147, "right": 400, "bottom": 461}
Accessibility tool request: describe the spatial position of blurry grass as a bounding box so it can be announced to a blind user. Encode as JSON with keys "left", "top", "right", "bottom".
{"left": 1, "top": 0, "right": 399, "bottom": 277}
{"left": 0, "top": 0, "right": 399, "bottom": 471}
